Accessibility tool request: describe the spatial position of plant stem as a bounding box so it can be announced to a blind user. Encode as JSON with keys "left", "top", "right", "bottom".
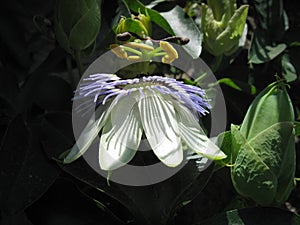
{"left": 75, "top": 50, "right": 84, "bottom": 77}
{"left": 212, "top": 55, "right": 223, "bottom": 72}
{"left": 122, "top": 46, "right": 142, "bottom": 56}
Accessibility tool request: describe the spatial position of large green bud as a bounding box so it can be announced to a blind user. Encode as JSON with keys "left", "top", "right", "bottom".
{"left": 114, "top": 10, "right": 152, "bottom": 39}
{"left": 201, "top": 0, "right": 248, "bottom": 56}
{"left": 54, "top": 0, "right": 101, "bottom": 53}
{"left": 231, "top": 81, "right": 296, "bottom": 205}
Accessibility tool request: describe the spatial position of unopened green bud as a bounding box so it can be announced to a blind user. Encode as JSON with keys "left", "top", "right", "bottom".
{"left": 240, "top": 82, "right": 294, "bottom": 140}
{"left": 201, "top": 0, "right": 248, "bottom": 56}
{"left": 54, "top": 0, "right": 101, "bottom": 53}
{"left": 114, "top": 11, "right": 152, "bottom": 39}
{"left": 231, "top": 81, "right": 296, "bottom": 205}
{"left": 134, "top": 10, "right": 152, "bottom": 36}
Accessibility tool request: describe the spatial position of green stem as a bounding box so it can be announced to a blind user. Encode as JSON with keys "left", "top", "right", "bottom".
{"left": 194, "top": 72, "right": 208, "bottom": 83}
{"left": 75, "top": 50, "right": 84, "bottom": 77}
{"left": 212, "top": 55, "right": 223, "bottom": 72}
{"left": 66, "top": 54, "right": 75, "bottom": 89}
{"left": 122, "top": 46, "right": 142, "bottom": 56}
{"left": 149, "top": 46, "right": 163, "bottom": 55}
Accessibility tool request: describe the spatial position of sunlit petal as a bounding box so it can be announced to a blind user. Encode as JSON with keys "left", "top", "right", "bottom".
{"left": 99, "top": 95, "right": 142, "bottom": 170}
{"left": 138, "top": 91, "right": 183, "bottom": 167}
{"left": 64, "top": 106, "right": 106, "bottom": 163}
{"left": 174, "top": 102, "right": 226, "bottom": 160}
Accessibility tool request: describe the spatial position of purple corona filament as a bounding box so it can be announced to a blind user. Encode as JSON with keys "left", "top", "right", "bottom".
{"left": 77, "top": 74, "right": 211, "bottom": 116}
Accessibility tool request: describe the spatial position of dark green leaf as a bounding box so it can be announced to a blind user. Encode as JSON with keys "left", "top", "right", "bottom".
{"left": 26, "top": 179, "right": 114, "bottom": 225}
{"left": 69, "top": 0, "right": 101, "bottom": 50}
{"left": 0, "top": 116, "right": 59, "bottom": 215}
{"left": 54, "top": 146, "right": 213, "bottom": 225}
{"left": 34, "top": 75, "right": 73, "bottom": 111}
{"left": 249, "top": 35, "right": 286, "bottom": 64}
{"left": 57, "top": 0, "right": 85, "bottom": 35}
{"left": 0, "top": 9, "right": 31, "bottom": 68}
{"left": 123, "top": 0, "right": 174, "bottom": 35}
{"left": 198, "top": 207, "right": 300, "bottom": 225}
{"left": 112, "top": 0, "right": 131, "bottom": 27}
{"left": 249, "top": 0, "right": 288, "bottom": 63}
{"left": 290, "top": 41, "right": 300, "bottom": 47}
{"left": 0, "top": 68, "right": 19, "bottom": 103}
{"left": 1, "top": 211, "right": 33, "bottom": 225}
{"left": 118, "top": 162, "right": 214, "bottom": 225}
{"left": 16, "top": 47, "right": 66, "bottom": 113}
{"left": 40, "top": 112, "right": 74, "bottom": 159}
{"left": 253, "top": 0, "right": 287, "bottom": 41}
{"left": 161, "top": 6, "right": 202, "bottom": 58}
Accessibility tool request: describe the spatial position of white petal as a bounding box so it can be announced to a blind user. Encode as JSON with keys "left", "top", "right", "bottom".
{"left": 175, "top": 102, "right": 226, "bottom": 160}
{"left": 64, "top": 96, "right": 119, "bottom": 164}
{"left": 138, "top": 92, "right": 183, "bottom": 167}
{"left": 99, "top": 95, "right": 142, "bottom": 170}
{"left": 64, "top": 105, "right": 106, "bottom": 163}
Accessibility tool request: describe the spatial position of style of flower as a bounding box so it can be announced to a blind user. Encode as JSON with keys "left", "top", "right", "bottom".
{"left": 64, "top": 74, "right": 226, "bottom": 170}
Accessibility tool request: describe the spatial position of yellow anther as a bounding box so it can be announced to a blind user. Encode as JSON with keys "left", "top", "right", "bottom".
{"left": 160, "top": 41, "right": 178, "bottom": 64}
{"left": 110, "top": 44, "right": 127, "bottom": 59}
{"left": 127, "top": 55, "right": 142, "bottom": 62}
{"left": 125, "top": 42, "right": 154, "bottom": 51}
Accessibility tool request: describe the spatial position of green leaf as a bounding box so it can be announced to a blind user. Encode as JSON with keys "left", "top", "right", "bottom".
{"left": 69, "top": 0, "right": 101, "bottom": 50}
{"left": 249, "top": 36, "right": 286, "bottom": 64}
{"left": 240, "top": 82, "right": 294, "bottom": 140}
{"left": 231, "top": 140, "right": 277, "bottom": 205}
{"left": 218, "top": 78, "right": 256, "bottom": 95}
{"left": 248, "top": 122, "right": 294, "bottom": 176}
{"left": 199, "top": 207, "right": 300, "bottom": 225}
{"left": 54, "top": 20, "right": 71, "bottom": 53}
{"left": 111, "top": 162, "right": 214, "bottom": 225}
{"left": 215, "top": 130, "right": 232, "bottom": 167}
{"left": 253, "top": 0, "right": 287, "bottom": 41}
{"left": 230, "top": 124, "right": 247, "bottom": 162}
{"left": 0, "top": 116, "right": 59, "bottom": 214}
{"left": 232, "top": 122, "right": 295, "bottom": 205}
{"left": 161, "top": 6, "right": 202, "bottom": 58}
{"left": 57, "top": 0, "right": 81, "bottom": 34}
{"left": 281, "top": 53, "right": 297, "bottom": 82}
{"left": 274, "top": 126, "right": 295, "bottom": 204}
{"left": 248, "top": 0, "right": 288, "bottom": 63}
{"left": 53, "top": 149, "right": 213, "bottom": 224}
{"left": 123, "top": 0, "right": 174, "bottom": 35}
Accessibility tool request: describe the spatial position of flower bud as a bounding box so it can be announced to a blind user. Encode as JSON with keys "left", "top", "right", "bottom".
{"left": 54, "top": 0, "right": 101, "bottom": 53}
{"left": 231, "top": 81, "right": 296, "bottom": 205}
{"left": 114, "top": 11, "right": 152, "bottom": 38}
{"left": 201, "top": 0, "right": 248, "bottom": 56}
